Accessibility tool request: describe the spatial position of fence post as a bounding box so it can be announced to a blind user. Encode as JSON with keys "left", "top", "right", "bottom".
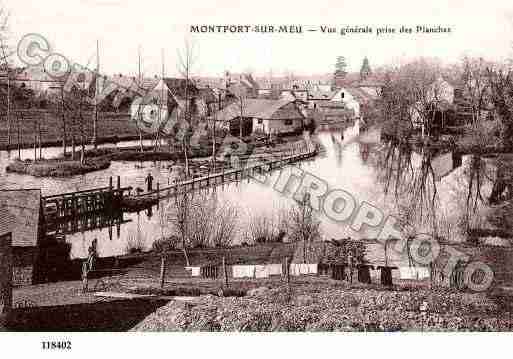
{"left": 160, "top": 255, "right": 166, "bottom": 288}
{"left": 223, "top": 256, "right": 228, "bottom": 287}
{"left": 285, "top": 257, "right": 290, "bottom": 285}
{"left": 81, "top": 261, "right": 88, "bottom": 293}
{"left": 156, "top": 182, "right": 160, "bottom": 207}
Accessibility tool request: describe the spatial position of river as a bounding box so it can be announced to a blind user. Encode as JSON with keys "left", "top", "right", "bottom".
{"left": 0, "top": 121, "right": 493, "bottom": 262}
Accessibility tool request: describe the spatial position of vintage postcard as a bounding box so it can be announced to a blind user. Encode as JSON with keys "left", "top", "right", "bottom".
{"left": 0, "top": 0, "right": 512, "bottom": 356}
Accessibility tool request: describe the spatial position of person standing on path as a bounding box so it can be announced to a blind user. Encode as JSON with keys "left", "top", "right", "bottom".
{"left": 145, "top": 172, "right": 154, "bottom": 192}
{"left": 87, "top": 238, "right": 98, "bottom": 272}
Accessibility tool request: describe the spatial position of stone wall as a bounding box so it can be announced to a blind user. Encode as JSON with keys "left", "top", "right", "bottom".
{"left": 12, "top": 247, "right": 37, "bottom": 286}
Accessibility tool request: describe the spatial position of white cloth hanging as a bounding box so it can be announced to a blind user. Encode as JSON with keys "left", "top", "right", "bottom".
{"left": 255, "top": 265, "right": 268, "bottom": 278}
{"left": 266, "top": 264, "right": 283, "bottom": 276}
{"left": 232, "top": 265, "right": 256, "bottom": 278}
{"left": 185, "top": 266, "right": 201, "bottom": 277}
{"left": 399, "top": 266, "right": 430, "bottom": 280}
{"left": 307, "top": 263, "right": 318, "bottom": 275}
{"left": 290, "top": 263, "right": 318, "bottom": 275}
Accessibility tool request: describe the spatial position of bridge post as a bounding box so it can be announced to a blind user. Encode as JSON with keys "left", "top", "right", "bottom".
{"left": 156, "top": 182, "right": 160, "bottom": 209}
{"left": 71, "top": 194, "right": 77, "bottom": 216}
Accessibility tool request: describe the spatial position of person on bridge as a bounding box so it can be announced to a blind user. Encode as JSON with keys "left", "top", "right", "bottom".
{"left": 145, "top": 172, "right": 154, "bottom": 192}
{"left": 87, "top": 238, "right": 98, "bottom": 272}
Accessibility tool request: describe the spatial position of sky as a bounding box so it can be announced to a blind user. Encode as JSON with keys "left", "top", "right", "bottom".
{"left": 4, "top": 0, "right": 513, "bottom": 78}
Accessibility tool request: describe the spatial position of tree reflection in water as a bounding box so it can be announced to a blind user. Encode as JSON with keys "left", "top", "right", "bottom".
{"left": 370, "top": 139, "right": 446, "bottom": 239}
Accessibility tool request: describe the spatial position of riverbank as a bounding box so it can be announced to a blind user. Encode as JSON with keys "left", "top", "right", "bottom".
{"left": 3, "top": 132, "right": 310, "bottom": 177}
{"left": 5, "top": 156, "right": 111, "bottom": 177}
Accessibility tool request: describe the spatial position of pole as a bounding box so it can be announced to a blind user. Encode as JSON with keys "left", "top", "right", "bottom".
{"left": 138, "top": 45, "right": 142, "bottom": 84}
{"left": 223, "top": 256, "right": 228, "bottom": 287}
{"left": 33, "top": 119, "right": 37, "bottom": 161}
{"left": 285, "top": 257, "right": 290, "bottom": 285}
{"left": 156, "top": 182, "right": 160, "bottom": 208}
{"left": 160, "top": 255, "right": 166, "bottom": 288}
{"left": 38, "top": 118, "right": 42, "bottom": 159}
{"left": 93, "top": 39, "right": 99, "bottom": 148}
{"left": 60, "top": 85, "right": 67, "bottom": 157}
{"left": 1, "top": 36, "right": 11, "bottom": 148}
{"left": 17, "top": 112, "right": 21, "bottom": 159}
{"left": 6, "top": 66, "right": 10, "bottom": 148}
{"left": 81, "top": 260, "right": 89, "bottom": 293}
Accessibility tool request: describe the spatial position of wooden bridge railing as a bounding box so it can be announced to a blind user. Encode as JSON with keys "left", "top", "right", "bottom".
{"left": 133, "top": 145, "right": 318, "bottom": 200}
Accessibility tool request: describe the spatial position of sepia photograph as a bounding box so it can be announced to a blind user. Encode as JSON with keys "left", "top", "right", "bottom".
{"left": 1, "top": 0, "right": 513, "bottom": 355}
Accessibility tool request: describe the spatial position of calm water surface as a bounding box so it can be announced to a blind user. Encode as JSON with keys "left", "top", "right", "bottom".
{"left": 0, "top": 122, "right": 478, "bottom": 261}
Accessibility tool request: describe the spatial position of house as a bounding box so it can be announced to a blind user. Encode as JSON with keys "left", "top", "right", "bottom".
{"left": 280, "top": 88, "right": 309, "bottom": 103}
{"left": 215, "top": 98, "right": 305, "bottom": 136}
{"left": 354, "top": 80, "right": 383, "bottom": 99}
{"left": 13, "top": 66, "right": 62, "bottom": 95}
{"left": 197, "top": 86, "right": 218, "bottom": 115}
{"left": 225, "top": 72, "right": 259, "bottom": 99}
{"left": 130, "top": 80, "right": 178, "bottom": 135}
{"left": 331, "top": 87, "right": 374, "bottom": 118}
{"left": 308, "top": 89, "right": 335, "bottom": 110}
{"left": 409, "top": 76, "right": 461, "bottom": 135}
{"left": 0, "top": 190, "right": 44, "bottom": 286}
{"left": 130, "top": 77, "right": 204, "bottom": 134}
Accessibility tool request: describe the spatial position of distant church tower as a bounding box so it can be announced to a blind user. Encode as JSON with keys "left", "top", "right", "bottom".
{"left": 360, "top": 57, "right": 372, "bottom": 81}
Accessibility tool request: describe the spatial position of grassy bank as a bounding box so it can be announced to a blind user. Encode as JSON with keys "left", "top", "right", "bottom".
{"left": 6, "top": 157, "right": 111, "bottom": 177}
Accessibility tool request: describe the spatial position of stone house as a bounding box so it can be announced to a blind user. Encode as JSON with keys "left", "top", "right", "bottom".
{"left": 216, "top": 98, "right": 305, "bottom": 136}
{"left": 0, "top": 190, "right": 44, "bottom": 286}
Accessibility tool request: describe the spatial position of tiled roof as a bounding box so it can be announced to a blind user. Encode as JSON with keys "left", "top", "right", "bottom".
{"left": 216, "top": 99, "right": 304, "bottom": 122}
{"left": 162, "top": 77, "right": 199, "bottom": 100}
{"left": 309, "top": 90, "right": 335, "bottom": 100}
{"left": 344, "top": 87, "right": 374, "bottom": 103}
{"left": 0, "top": 189, "right": 41, "bottom": 247}
{"left": 197, "top": 87, "right": 217, "bottom": 103}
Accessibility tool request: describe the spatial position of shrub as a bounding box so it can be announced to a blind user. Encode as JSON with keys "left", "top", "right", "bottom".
{"left": 152, "top": 236, "right": 180, "bottom": 253}
{"left": 125, "top": 232, "right": 146, "bottom": 254}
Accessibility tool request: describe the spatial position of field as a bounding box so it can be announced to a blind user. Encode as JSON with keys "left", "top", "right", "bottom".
{"left": 0, "top": 111, "right": 143, "bottom": 150}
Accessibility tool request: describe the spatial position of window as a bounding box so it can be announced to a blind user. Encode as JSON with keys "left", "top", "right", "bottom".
{"left": 257, "top": 118, "right": 263, "bottom": 124}
{"left": 284, "top": 119, "right": 293, "bottom": 125}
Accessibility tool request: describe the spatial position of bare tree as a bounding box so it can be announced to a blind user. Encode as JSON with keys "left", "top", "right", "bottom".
{"left": 167, "top": 187, "right": 196, "bottom": 266}
{"left": 378, "top": 58, "right": 442, "bottom": 138}
{"left": 287, "top": 193, "right": 321, "bottom": 263}
{"left": 176, "top": 38, "right": 198, "bottom": 178}
{"left": 210, "top": 201, "right": 238, "bottom": 247}
{"left": 0, "top": 7, "right": 14, "bottom": 148}
{"left": 461, "top": 57, "right": 492, "bottom": 127}
{"left": 238, "top": 88, "right": 247, "bottom": 140}
{"left": 246, "top": 209, "right": 287, "bottom": 244}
